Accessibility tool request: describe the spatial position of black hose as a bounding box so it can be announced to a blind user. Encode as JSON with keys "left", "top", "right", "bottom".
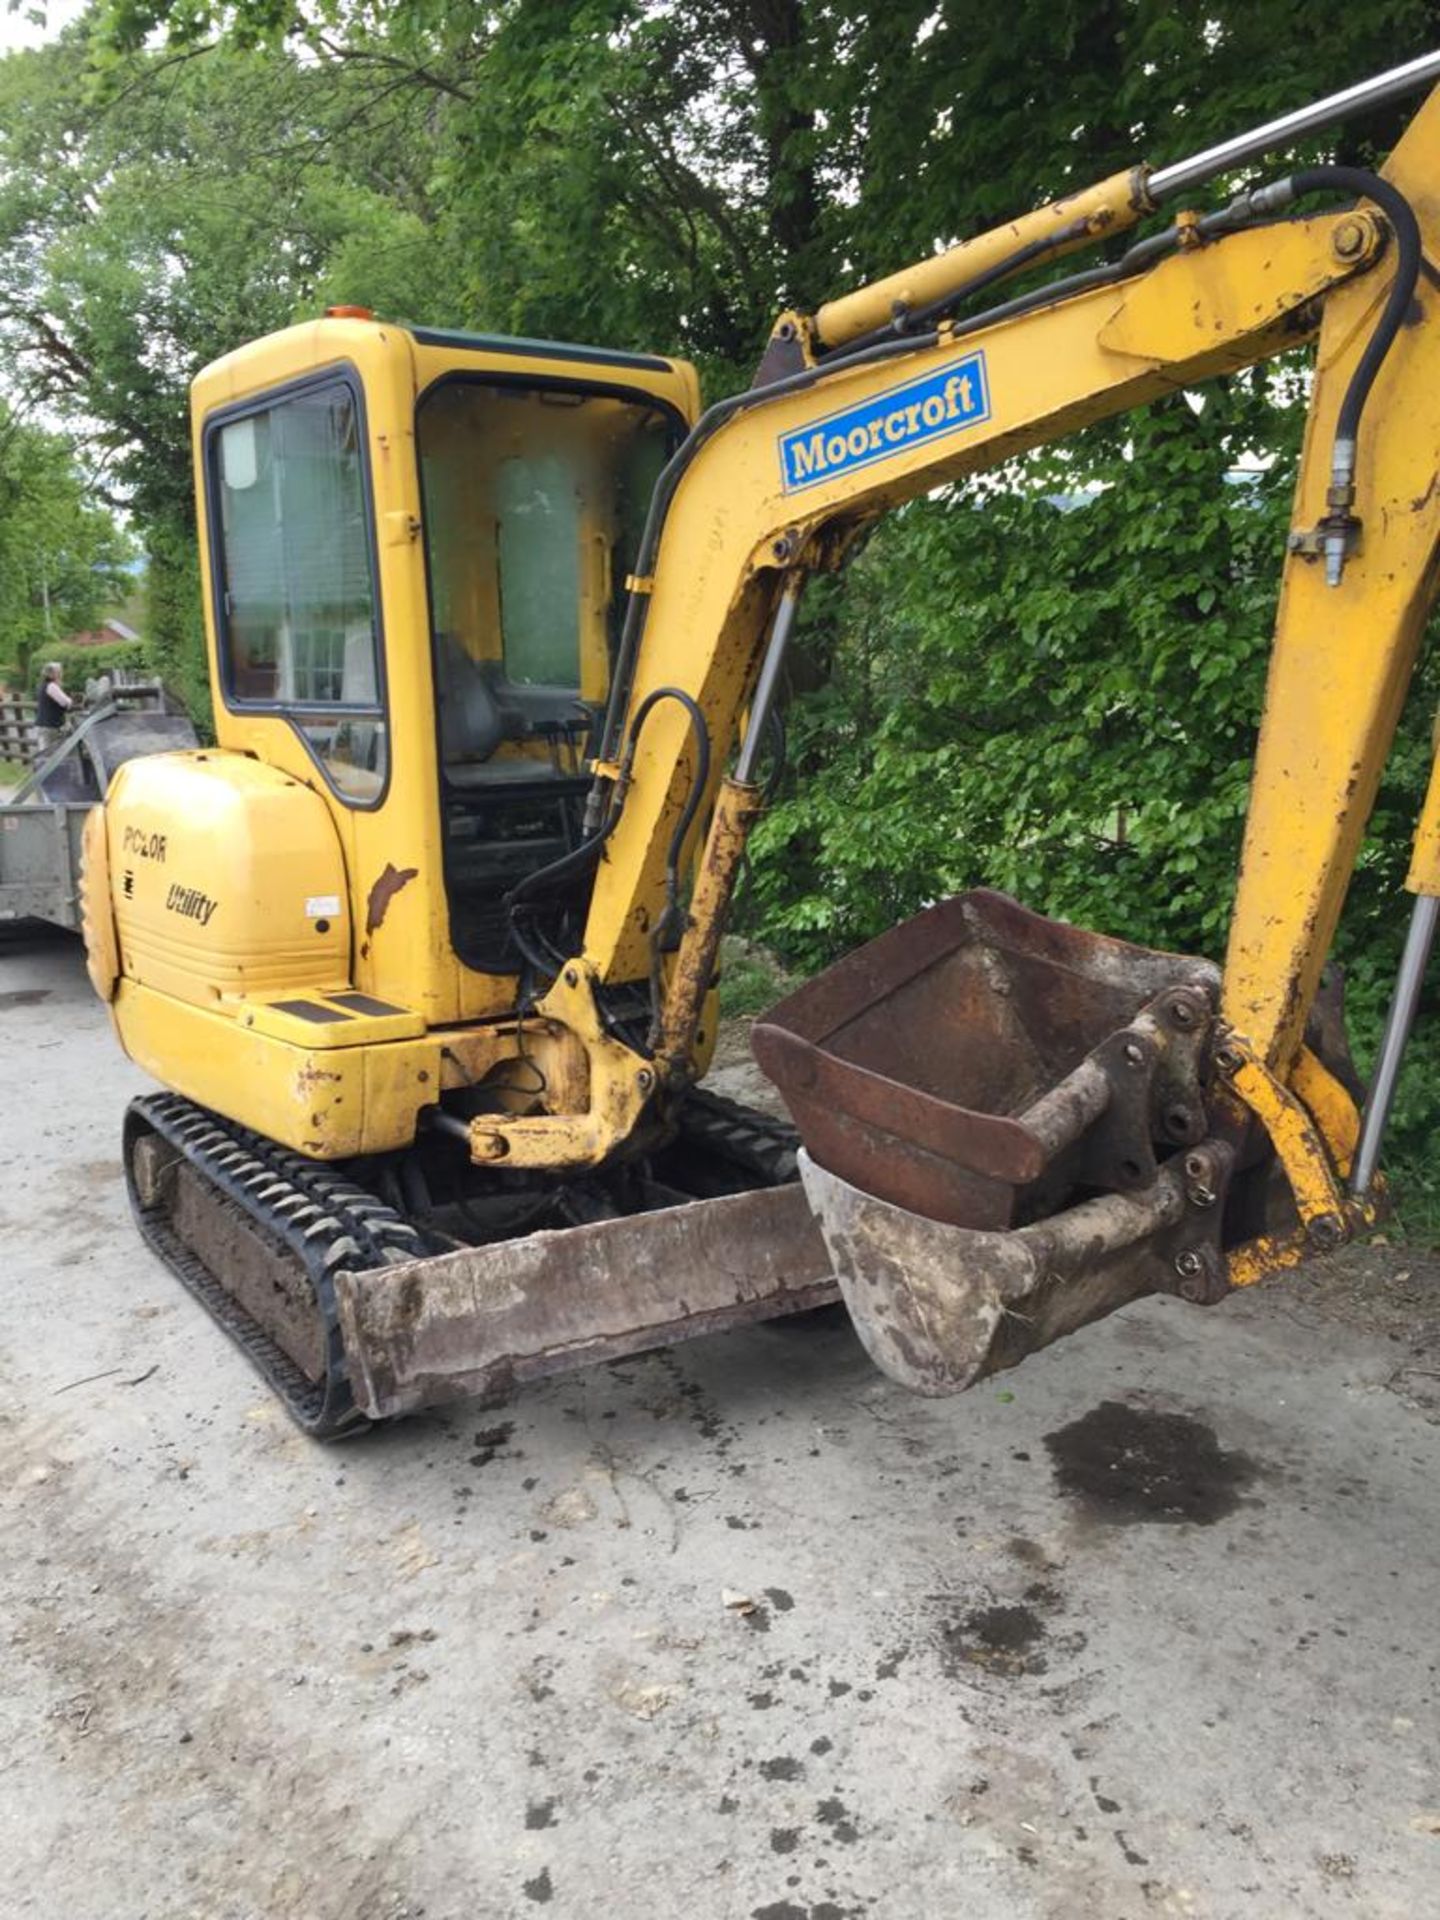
{"left": 823, "top": 214, "right": 1099, "bottom": 358}
{"left": 625, "top": 687, "right": 712, "bottom": 914}
{"left": 506, "top": 799, "right": 621, "bottom": 909}
{"left": 1288, "top": 166, "right": 1421, "bottom": 457}
{"left": 506, "top": 685, "right": 710, "bottom": 985}
{"left": 508, "top": 911, "right": 567, "bottom": 981}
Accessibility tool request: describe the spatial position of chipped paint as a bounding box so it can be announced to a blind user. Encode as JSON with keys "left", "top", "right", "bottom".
{"left": 365, "top": 862, "right": 419, "bottom": 935}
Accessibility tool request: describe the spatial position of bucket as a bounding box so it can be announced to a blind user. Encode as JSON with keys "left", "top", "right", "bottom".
{"left": 752, "top": 889, "right": 1220, "bottom": 1231}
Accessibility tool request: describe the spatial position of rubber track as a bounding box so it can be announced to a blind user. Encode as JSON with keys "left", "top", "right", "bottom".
{"left": 676, "top": 1085, "right": 800, "bottom": 1187}
{"left": 123, "top": 1093, "right": 424, "bottom": 1439}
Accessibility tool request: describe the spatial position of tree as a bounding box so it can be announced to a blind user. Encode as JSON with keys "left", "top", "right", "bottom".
{"left": 0, "top": 26, "right": 448, "bottom": 715}
{"left": 0, "top": 407, "right": 132, "bottom": 682}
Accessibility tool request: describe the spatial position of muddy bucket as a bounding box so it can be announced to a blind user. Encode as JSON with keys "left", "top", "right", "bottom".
{"left": 752, "top": 890, "right": 1225, "bottom": 1391}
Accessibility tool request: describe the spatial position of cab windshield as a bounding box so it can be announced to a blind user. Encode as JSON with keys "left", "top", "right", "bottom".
{"left": 417, "top": 378, "right": 677, "bottom": 972}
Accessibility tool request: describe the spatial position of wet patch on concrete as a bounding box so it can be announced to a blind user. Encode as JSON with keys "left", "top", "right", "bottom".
{"left": 932, "top": 1569, "right": 1081, "bottom": 1684}
{"left": 521, "top": 1864, "right": 553, "bottom": 1904}
{"left": 751, "top": 1903, "right": 866, "bottom": 1920}
{"left": 940, "top": 1602, "right": 1049, "bottom": 1679}
{"left": 816, "top": 1796, "right": 860, "bottom": 1844}
{"left": 469, "top": 1421, "right": 517, "bottom": 1468}
{"left": 1044, "top": 1399, "right": 1258, "bottom": 1524}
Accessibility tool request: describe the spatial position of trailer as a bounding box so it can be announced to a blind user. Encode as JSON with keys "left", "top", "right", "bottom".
{"left": 0, "top": 682, "right": 197, "bottom": 930}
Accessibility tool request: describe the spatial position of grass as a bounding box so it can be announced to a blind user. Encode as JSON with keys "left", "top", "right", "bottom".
{"left": 1377, "top": 1145, "right": 1440, "bottom": 1248}
{"left": 716, "top": 935, "right": 795, "bottom": 1019}
{"left": 0, "top": 758, "right": 27, "bottom": 787}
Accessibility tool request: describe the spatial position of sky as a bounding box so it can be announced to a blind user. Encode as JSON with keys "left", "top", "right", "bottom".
{"left": 0, "top": 1, "right": 87, "bottom": 53}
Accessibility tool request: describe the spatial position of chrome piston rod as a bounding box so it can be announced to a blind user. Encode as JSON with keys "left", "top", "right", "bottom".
{"left": 1351, "top": 893, "right": 1439, "bottom": 1201}
{"left": 1148, "top": 51, "right": 1440, "bottom": 202}
{"left": 735, "top": 581, "right": 802, "bottom": 785}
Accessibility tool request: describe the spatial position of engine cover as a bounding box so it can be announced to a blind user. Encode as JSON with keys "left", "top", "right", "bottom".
{"left": 102, "top": 749, "right": 350, "bottom": 1006}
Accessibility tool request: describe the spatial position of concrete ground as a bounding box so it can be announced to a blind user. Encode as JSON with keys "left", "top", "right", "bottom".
{"left": 2, "top": 925, "right": 1439, "bottom": 1920}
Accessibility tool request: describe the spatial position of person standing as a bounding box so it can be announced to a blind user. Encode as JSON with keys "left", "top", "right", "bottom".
{"left": 33, "top": 661, "right": 74, "bottom": 758}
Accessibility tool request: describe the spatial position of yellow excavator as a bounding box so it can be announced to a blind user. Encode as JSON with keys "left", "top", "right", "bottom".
{"left": 80, "top": 54, "right": 1440, "bottom": 1434}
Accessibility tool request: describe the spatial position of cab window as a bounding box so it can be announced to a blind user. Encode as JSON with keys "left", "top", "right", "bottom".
{"left": 416, "top": 377, "right": 676, "bottom": 971}
{"left": 418, "top": 380, "right": 672, "bottom": 779}
{"left": 209, "top": 376, "right": 387, "bottom": 801}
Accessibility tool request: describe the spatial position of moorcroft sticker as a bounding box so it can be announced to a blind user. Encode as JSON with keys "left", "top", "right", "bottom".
{"left": 778, "top": 352, "right": 991, "bottom": 492}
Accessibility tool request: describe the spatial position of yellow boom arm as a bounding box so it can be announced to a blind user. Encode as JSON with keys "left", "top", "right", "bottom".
{"left": 470, "top": 85, "right": 1440, "bottom": 1265}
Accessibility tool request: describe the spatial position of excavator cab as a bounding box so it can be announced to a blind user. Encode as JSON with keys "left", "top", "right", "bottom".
{"left": 91, "top": 318, "right": 701, "bottom": 1149}
{"left": 192, "top": 319, "right": 698, "bottom": 1027}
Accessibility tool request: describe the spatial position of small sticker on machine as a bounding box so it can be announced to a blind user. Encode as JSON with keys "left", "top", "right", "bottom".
{"left": 777, "top": 351, "right": 990, "bottom": 492}
{"left": 306, "top": 895, "right": 342, "bottom": 918}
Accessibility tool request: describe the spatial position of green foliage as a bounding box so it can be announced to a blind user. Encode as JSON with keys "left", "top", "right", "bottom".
{"left": 44, "top": 637, "right": 149, "bottom": 681}
{"left": 0, "top": 406, "right": 133, "bottom": 682}
{"left": 1382, "top": 1145, "right": 1440, "bottom": 1245}
{"left": 144, "top": 516, "right": 213, "bottom": 733}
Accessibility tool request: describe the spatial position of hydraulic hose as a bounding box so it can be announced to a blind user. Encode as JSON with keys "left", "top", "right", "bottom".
{"left": 627, "top": 686, "right": 713, "bottom": 922}
{"left": 506, "top": 686, "right": 710, "bottom": 980}
{"left": 1285, "top": 166, "right": 1423, "bottom": 586}
{"left": 821, "top": 215, "right": 1099, "bottom": 358}
{"left": 509, "top": 687, "right": 706, "bottom": 909}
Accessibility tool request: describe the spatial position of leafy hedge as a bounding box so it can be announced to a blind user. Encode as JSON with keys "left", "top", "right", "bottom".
{"left": 0, "top": 638, "right": 147, "bottom": 694}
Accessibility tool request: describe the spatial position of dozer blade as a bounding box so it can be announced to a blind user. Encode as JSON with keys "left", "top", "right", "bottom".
{"left": 335, "top": 1184, "right": 833, "bottom": 1420}
{"left": 753, "top": 889, "right": 1231, "bottom": 1393}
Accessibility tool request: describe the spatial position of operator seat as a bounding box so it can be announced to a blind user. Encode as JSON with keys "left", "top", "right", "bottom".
{"left": 436, "top": 633, "right": 505, "bottom": 784}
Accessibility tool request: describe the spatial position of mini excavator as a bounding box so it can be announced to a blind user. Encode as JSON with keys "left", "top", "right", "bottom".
{"left": 81, "top": 55, "right": 1440, "bottom": 1433}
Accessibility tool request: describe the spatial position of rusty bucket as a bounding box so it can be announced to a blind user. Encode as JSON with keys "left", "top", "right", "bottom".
{"left": 752, "top": 890, "right": 1226, "bottom": 1392}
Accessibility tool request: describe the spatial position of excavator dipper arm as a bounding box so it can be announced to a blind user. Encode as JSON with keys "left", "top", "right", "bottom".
{"left": 477, "top": 90, "right": 1440, "bottom": 1194}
